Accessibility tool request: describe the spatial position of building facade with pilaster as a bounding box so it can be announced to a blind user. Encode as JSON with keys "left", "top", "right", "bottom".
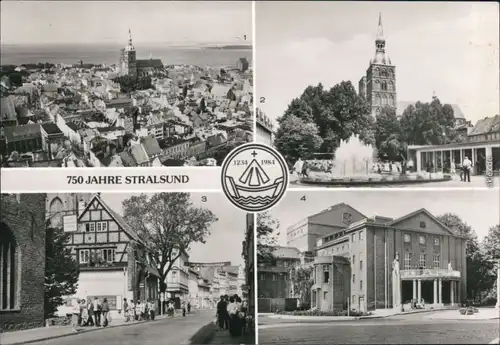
{"left": 307, "top": 205, "right": 467, "bottom": 313}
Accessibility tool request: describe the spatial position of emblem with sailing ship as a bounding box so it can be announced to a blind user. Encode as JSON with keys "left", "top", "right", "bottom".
{"left": 221, "top": 143, "right": 289, "bottom": 212}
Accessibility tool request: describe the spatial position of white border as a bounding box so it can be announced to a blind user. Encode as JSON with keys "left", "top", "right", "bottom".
{"left": 252, "top": 0, "right": 257, "bottom": 139}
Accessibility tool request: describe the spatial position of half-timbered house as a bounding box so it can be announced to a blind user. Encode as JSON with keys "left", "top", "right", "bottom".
{"left": 63, "top": 194, "right": 160, "bottom": 318}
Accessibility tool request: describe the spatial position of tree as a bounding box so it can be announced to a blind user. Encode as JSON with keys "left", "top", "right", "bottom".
{"left": 400, "top": 98, "right": 456, "bottom": 146}
{"left": 281, "top": 98, "right": 314, "bottom": 123}
{"left": 375, "top": 106, "right": 404, "bottom": 161}
{"left": 289, "top": 265, "right": 313, "bottom": 308}
{"left": 274, "top": 115, "right": 323, "bottom": 165}
{"left": 257, "top": 212, "right": 279, "bottom": 265}
{"left": 45, "top": 224, "right": 79, "bottom": 318}
{"left": 122, "top": 193, "right": 217, "bottom": 293}
{"left": 437, "top": 213, "right": 495, "bottom": 302}
{"left": 483, "top": 225, "right": 500, "bottom": 261}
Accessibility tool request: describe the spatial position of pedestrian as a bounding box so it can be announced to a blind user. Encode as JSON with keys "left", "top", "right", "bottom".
{"left": 187, "top": 301, "right": 191, "bottom": 313}
{"left": 80, "top": 299, "right": 88, "bottom": 326}
{"left": 149, "top": 300, "right": 156, "bottom": 320}
{"left": 135, "top": 301, "right": 142, "bottom": 321}
{"left": 293, "top": 158, "right": 304, "bottom": 178}
{"left": 301, "top": 161, "right": 309, "bottom": 178}
{"left": 101, "top": 298, "right": 109, "bottom": 327}
{"left": 226, "top": 296, "right": 240, "bottom": 337}
{"left": 182, "top": 300, "right": 186, "bottom": 317}
{"left": 123, "top": 298, "right": 129, "bottom": 322}
{"left": 128, "top": 299, "right": 135, "bottom": 321}
{"left": 216, "top": 296, "right": 226, "bottom": 330}
{"left": 93, "top": 297, "right": 101, "bottom": 326}
{"left": 462, "top": 156, "right": 472, "bottom": 183}
{"left": 87, "top": 299, "right": 95, "bottom": 326}
{"left": 71, "top": 300, "right": 80, "bottom": 332}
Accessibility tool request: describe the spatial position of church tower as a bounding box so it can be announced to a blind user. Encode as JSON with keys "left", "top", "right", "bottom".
{"left": 120, "top": 29, "right": 137, "bottom": 77}
{"left": 359, "top": 13, "right": 397, "bottom": 117}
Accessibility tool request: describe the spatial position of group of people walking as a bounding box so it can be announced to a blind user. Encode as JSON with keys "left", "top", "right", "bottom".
{"left": 216, "top": 294, "right": 248, "bottom": 338}
{"left": 123, "top": 299, "right": 156, "bottom": 322}
{"left": 71, "top": 297, "right": 112, "bottom": 332}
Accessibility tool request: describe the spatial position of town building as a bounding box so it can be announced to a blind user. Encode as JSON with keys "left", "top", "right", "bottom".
{"left": 0, "top": 194, "right": 46, "bottom": 331}
{"left": 256, "top": 108, "right": 274, "bottom": 146}
{"left": 299, "top": 204, "right": 467, "bottom": 313}
{"left": 164, "top": 250, "right": 190, "bottom": 308}
{"left": 407, "top": 114, "right": 500, "bottom": 176}
{"left": 61, "top": 194, "right": 161, "bottom": 318}
{"left": 258, "top": 246, "right": 301, "bottom": 299}
{"left": 236, "top": 58, "right": 249, "bottom": 73}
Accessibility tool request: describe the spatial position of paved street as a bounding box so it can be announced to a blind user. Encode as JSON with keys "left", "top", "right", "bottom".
{"left": 26, "top": 310, "right": 215, "bottom": 345}
{"left": 258, "top": 312, "right": 500, "bottom": 344}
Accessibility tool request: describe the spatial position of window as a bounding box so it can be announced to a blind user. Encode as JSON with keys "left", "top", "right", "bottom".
{"left": 360, "top": 280, "right": 363, "bottom": 290}
{"left": 85, "top": 223, "right": 95, "bottom": 232}
{"left": 103, "top": 248, "right": 116, "bottom": 263}
{"left": 404, "top": 234, "right": 411, "bottom": 243}
{"left": 404, "top": 252, "right": 412, "bottom": 270}
{"left": 96, "top": 222, "right": 108, "bottom": 232}
{"left": 352, "top": 295, "right": 356, "bottom": 303}
{"left": 343, "top": 212, "right": 352, "bottom": 225}
{"left": 419, "top": 253, "right": 426, "bottom": 268}
{"left": 284, "top": 261, "right": 289, "bottom": 268}
{"left": 433, "top": 255, "right": 440, "bottom": 268}
{"left": 359, "top": 260, "right": 363, "bottom": 271}
{"left": 352, "top": 255, "right": 356, "bottom": 267}
{"left": 272, "top": 274, "right": 277, "bottom": 281}
{"left": 79, "top": 249, "right": 90, "bottom": 263}
{"left": 419, "top": 236, "right": 426, "bottom": 245}
{"left": 420, "top": 221, "right": 426, "bottom": 228}
{"left": 0, "top": 224, "right": 19, "bottom": 310}
{"left": 259, "top": 274, "right": 265, "bottom": 281}
{"left": 381, "top": 81, "right": 387, "bottom": 91}
{"left": 323, "top": 265, "right": 330, "bottom": 284}
{"left": 323, "top": 291, "right": 328, "bottom": 300}
{"left": 352, "top": 274, "right": 356, "bottom": 283}
{"left": 351, "top": 234, "right": 355, "bottom": 243}
{"left": 359, "top": 231, "right": 364, "bottom": 241}
{"left": 434, "top": 237, "right": 440, "bottom": 246}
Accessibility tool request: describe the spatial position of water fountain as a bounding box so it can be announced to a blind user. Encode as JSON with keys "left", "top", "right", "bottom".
{"left": 299, "top": 134, "right": 451, "bottom": 186}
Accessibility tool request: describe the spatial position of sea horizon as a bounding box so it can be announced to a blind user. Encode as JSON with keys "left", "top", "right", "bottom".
{"left": 0, "top": 42, "right": 252, "bottom": 68}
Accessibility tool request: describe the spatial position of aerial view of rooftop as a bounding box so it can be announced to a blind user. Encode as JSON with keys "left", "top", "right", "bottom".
{"left": 0, "top": 1, "right": 253, "bottom": 168}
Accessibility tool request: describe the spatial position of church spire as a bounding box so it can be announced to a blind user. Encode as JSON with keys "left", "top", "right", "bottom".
{"left": 375, "top": 12, "right": 386, "bottom": 53}
{"left": 128, "top": 28, "right": 133, "bottom": 46}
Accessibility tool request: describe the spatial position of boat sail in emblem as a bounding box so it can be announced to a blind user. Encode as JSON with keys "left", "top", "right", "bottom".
{"left": 225, "top": 159, "right": 284, "bottom": 208}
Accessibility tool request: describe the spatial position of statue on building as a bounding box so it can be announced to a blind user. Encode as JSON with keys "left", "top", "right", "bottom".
{"left": 448, "top": 262, "right": 453, "bottom": 271}
{"left": 392, "top": 252, "right": 402, "bottom": 311}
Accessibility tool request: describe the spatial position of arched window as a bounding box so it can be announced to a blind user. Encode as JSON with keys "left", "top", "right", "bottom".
{"left": 49, "top": 197, "right": 64, "bottom": 228}
{"left": 381, "top": 81, "right": 387, "bottom": 91}
{"left": 375, "top": 95, "right": 381, "bottom": 105}
{"left": 374, "top": 68, "right": 379, "bottom": 76}
{"left": 382, "top": 94, "right": 388, "bottom": 106}
{"left": 380, "top": 70, "right": 387, "bottom": 78}
{"left": 388, "top": 81, "right": 393, "bottom": 91}
{"left": 0, "top": 223, "right": 19, "bottom": 310}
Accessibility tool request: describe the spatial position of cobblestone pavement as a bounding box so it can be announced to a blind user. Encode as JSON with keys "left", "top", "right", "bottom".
{"left": 258, "top": 313, "right": 500, "bottom": 344}
{"left": 22, "top": 310, "right": 214, "bottom": 345}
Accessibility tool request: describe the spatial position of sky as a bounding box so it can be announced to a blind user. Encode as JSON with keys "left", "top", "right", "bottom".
{"left": 100, "top": 192, "right": 246, "bottom": 267}
{"left": 270, "top": 189, "right": 499, "bottom": 245}
{"left": 256, "top": 1, "right": 499, "bottom": 126}
{"left": 1, "top": 1, "right": 252, "bottom": 45}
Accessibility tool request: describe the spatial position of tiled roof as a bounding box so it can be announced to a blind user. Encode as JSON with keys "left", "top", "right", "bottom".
{"left": 41, "top": 122, "right": 63, "bottom": 135}
{"left": 272, "top": 246, "right": 301, "bottom": 259}
{"left": 136, "top": 59, "right": 164, "bottom": 69}
{"left": 468, "top": 115, "right": 500, "bottom": 136}
{"left": 118, "top": 150, "right": 136, "bottom": 167}
{"left": 140, "top": 135, "right": 162, "bottom": 158}
{"left": 3, "top": 123, "right": 41, "bottom": 141}
{"left": 1, "top": 96, "right": 17, "bottom": 121}
{"left": 130, "top": 144, "right": 149, "bottom": 165}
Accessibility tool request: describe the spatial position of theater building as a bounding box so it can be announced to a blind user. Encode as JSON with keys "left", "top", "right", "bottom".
{"left": 0, "top": 194, "right": 46, "bottom": 331}
{"left": 310, "top": 206, "right": 467, "bottom": 312}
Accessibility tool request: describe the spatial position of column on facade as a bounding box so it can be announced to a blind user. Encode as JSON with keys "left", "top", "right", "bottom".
{"left": 417, "top": 279, "right": 422, "bottom": 302}
{"left": 450, "top": 150, "right": 453, "bottom": 165}
{"left": 5, "top": 243, "right": 12, "bottom": 309}
{"left": 433, "top": 279, "right": 438, "bottom": 304}
{"left": 450, "top": 281, "right": 454, "bottom": 305}
{"left": 416, "top": 152, "right": 422, "bottom": 173}
{"left": 438, "top": 279, "right": 443, "bottom": 305}
{"left": 412, "top": 279, "right": 417, "bottom": 300}
{"left": 460, "top": 149, "right": 463, "bottom": 165}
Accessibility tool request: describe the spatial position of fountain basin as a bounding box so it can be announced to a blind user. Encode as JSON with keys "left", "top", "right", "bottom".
{"left": 298, "top": 174, "right": 452, "bottom": 186}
